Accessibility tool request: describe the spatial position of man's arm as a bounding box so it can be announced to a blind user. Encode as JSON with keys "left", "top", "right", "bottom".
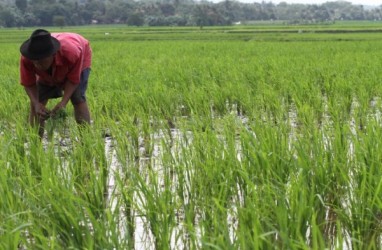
{"left": 52, "top": 79, "right": 78, "bottom": 114}
{"left": 24, "top": 85, "right": 39, "bottom": 105}
{"left": 24, "top": 85, "right": 50, "bottom": 117}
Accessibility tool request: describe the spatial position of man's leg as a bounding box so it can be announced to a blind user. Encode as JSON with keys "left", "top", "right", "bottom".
{"left": 71, "top": 68, "right": 91, "bottom": 125}
{"left": 74, "top": 101, "right": 91, "bottom": 125}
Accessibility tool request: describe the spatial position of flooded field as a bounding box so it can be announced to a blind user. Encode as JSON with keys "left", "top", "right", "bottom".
{"left": 2, "top": 25, "right": 382, "bottom": 249}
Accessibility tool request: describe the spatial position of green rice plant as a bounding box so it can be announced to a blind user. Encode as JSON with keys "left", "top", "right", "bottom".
{"left": 344, "top": 117, "right": 382, "bottom": 249}
{"left": 109, "top": 119, "right": 140, "bottom": 249}
{"left": 160, "top": 127, "right": 200, "bottom": 249}
{"left": 237, "top": 120, "right": 300, "bottom": 249}
{"left": 185, "top": 129, "right": 234, "bottom": 249}
{"left": 0, "top": 149, "right": 29, "bottom": 249}
{"left": 44, "top": 109, "right": 69, "bottom": 141}
{"left": 21, "top": 184, "right": 120, "bottom": 249}
{"left": 131, "top": 161, "right": 177, "bottom": 250}
{"left": 68, "top": 126, "right": 109, "bottom": 221}
{"left": 295, "top": 124, "right": 351, "bottom": 248}
{"left": 115, "top": 174, "right": 135, "bottom": 249}
{"left": 11, "top": 126, "right": 121, "bottom": 249}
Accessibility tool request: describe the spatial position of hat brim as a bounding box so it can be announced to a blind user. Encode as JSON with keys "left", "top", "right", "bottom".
{"left": 20, "top": 37, "right": 60, "bottom": 60}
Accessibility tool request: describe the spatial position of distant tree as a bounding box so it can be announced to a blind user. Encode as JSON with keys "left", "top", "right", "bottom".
{"left": 30, "top": 0, "right": 56, "bottom": 6}
{"left": 276, "top": 2, "right": 289, "bottom": 20}
{"left": 78, "top": 7, "right": 94, "bottom": 25}
{"left": 15, "top": 0, "right": 27, "bottom": 12}
{"left": 22, "top": 12, "right": 39, "bottom": 26}
{"left": 193, "top": 5, "right": 209, "bottom": 28}
{"left": 166, "top": 15, "right": 188, "bottom": 25}
{"left": 85, "top": 0, "right": 106, "bottom": 16}
{"left": 261, "top": 1, "right": 276, "bottom": 19}
{"left": 349, "top": 5, "right": 365, "bottom": 20}
{"left": 33, "top": 8, "right": 52, "bottom": 25}
{"left": 147, "top": 16, "right": 167, "bottom": 26}
{"left": 216, "top": 0, "right": 237, "bottom": 23}
{"left": 53, "top": 15, "right": 65, "bottom": 27}
{"left": 104, "top": 1, "right": 132, "bottom": 23}
{"left": 366, "top": 8, "right": 382, "bottom": 20}
{"left": 32, "top": 3, "right": 69, "bottom": 25}
{"left": 127, "top": 13, "right": 144, "bottom": 26}
{"left": 193, "top": 4, "right": 228, "bottom": 27}
{"left": 0, "top": 7, "right": 23, "bottom": 27}
{"left": 160, "top": 3, "right": 175, "bottom": 16}
{"left": 0, "top": 0, "right": 379, "bottom": 27}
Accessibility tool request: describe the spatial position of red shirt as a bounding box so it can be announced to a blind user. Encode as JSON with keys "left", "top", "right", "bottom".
{"left": 20, "top": 33, "right": 92, "bottom": 87}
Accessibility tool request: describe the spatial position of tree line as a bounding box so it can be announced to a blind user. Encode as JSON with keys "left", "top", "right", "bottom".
{"left": 1, "top": 0, "right": 382, "bottom": 27}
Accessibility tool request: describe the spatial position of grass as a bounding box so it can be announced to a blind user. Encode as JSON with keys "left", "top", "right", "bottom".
{"left": 2, "top": 23, "right": 382, "bottom": 249}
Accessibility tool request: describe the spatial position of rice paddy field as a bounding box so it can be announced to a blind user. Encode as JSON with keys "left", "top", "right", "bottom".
{"left": 2, "top": 22, "right": 382, "bottom": 249}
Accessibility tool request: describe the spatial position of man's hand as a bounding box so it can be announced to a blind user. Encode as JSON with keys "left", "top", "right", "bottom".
{"left": 35, "top": 103, "right": 50, "bottom": 120}
{"left": 52, "top": 101, "right": 67, "bottom": 117}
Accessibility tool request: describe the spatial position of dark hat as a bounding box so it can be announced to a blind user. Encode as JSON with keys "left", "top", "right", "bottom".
{"left": 20, "top": 29, "right": 60, "bottom": 60}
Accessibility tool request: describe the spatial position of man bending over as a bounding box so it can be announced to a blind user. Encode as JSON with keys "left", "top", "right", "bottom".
{"left": 20, "top": 29, "right": 92, "bottom": 137}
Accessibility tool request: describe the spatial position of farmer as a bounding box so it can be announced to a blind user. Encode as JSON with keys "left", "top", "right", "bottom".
{"left": 19, "top": 29, "right": 92, "bottom": 137}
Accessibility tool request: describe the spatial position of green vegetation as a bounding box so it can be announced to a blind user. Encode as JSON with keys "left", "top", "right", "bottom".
{"left": 0, "top": 0, "right": 381, "bottom": 27}
{"left": 2, "top": 24, "right": 382, "bottom": 249}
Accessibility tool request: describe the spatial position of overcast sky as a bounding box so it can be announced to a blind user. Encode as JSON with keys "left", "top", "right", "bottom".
{"left": 239, "top": 0, "right": 382, "bottom": 5}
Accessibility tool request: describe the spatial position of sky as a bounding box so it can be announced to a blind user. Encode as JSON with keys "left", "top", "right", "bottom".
{"left": 245, "top": 0, "right": 382, "bottom": 5}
